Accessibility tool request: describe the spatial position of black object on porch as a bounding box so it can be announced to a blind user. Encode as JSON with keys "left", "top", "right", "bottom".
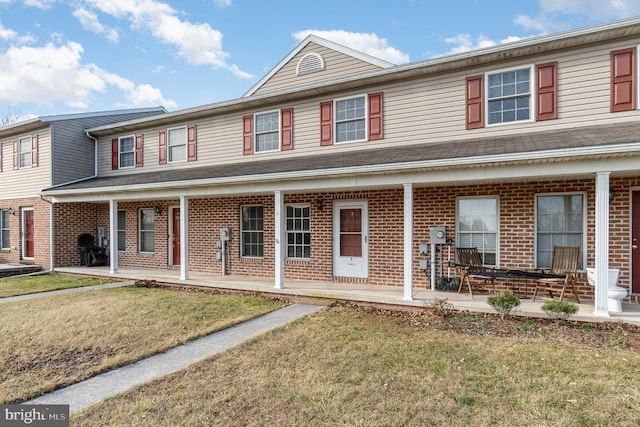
{"left": 78, "top": 233, "right": 107, "bottom": 267}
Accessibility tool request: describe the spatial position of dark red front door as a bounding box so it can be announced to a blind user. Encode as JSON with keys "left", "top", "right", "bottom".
{"left": 632, "top": 192, "right": 640, "bottom": 294}
{"left": 24, "top": 209, "right": 34, "bottom": 258}
{"left": 172, "top": 208, "right": 180, "bottom": 266}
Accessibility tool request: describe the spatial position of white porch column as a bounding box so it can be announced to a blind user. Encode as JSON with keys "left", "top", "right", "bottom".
{"left": 594, "top": 172, "right": 611, "bottom": 317}
{"left": 180, "top": 196, "right": 189, "bottom": 281}
{"left": 108, "top": 199, "right": 118, "bottom": 274}
{"left": 274, "top": 190, "right": 284, "bottom": 289}
{"left": 403, "top": 183, "right": 414, "bottom": 301}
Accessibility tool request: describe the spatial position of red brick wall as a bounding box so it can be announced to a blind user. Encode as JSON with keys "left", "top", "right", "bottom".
{"left": 51, "top": 176, "right": 639, "bottom": 302}
{"left": 0, "top": 197, "right": 51, "bottom": 269}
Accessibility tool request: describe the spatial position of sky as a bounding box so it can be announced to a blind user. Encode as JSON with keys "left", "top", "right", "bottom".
{"left": 1, "top": 0, "right": 640, "bottom": 121}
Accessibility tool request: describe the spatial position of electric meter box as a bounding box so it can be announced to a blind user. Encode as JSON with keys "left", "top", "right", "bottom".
{"left": 220, "top": 227, "right": 231, "bottom": 241}
{"left": 429, "top": 227, "right": 446, "bottom": 245}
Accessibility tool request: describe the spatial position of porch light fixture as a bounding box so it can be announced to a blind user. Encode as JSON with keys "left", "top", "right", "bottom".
{"left": 316, "top": 199, "right": 324, "bottom": 211}
{"left": 155, "top": 206, "right": 162, "bottom": 216}
{"left": 609, "top": 188, "right": 615, "bottom": 203}
{"left": 6, "top": 207, "right": 16, "bottom": 216}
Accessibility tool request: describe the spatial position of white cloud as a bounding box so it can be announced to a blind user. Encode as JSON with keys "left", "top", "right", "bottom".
{"left": 83, "top": 0, "right": 252, "bottom": 79}
{"left": 516, "top": 0, "right": 640, "bottom": 32}
{"left": 0, "top": 23, "right": 17, "bottom": 41}
{"left": 23, "top": 0, "right": 56, "bottom": 9}
{"left": 293, "top": 30, "right": 410, "bottom": 64}
{"left": 73, "top": 7, "right": 120, "bottom": 43}
{"left": 214, "top": 0, "right": 232, "bottom": 7}
{"left": 0, "top": 41, "right": 175, "bottom": 109}
{"left": 444, "top": 34, "right": 523, "bottom": 55}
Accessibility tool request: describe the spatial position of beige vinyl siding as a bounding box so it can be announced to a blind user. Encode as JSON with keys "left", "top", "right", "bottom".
{"left": 98, "top": 37, "right": 640, "bottom": 177}
{"left": 0, "top": 127, "right": 51, "bottom": 199}
{"left": 253, "top": 42, "right": 386, "bottom": 96}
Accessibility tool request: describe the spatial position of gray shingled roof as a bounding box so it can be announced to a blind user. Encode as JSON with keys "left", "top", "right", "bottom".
{"left": 42, "top": 122, "right": 640, "bottom": 194}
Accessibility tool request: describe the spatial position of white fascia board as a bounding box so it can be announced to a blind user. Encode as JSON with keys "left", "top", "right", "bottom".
{"left": 45, "top": 142, "right": 640, "bottom": 203}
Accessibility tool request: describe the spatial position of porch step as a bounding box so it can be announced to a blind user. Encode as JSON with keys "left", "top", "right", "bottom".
{"left": 0, "top": 264, "right": 42, "bottom": 278}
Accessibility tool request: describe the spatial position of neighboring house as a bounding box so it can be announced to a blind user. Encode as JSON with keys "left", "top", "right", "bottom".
{"left": 0, "top": 108, "right": 167, "bottom": 269}
{"left": 38, "top": 18, "right": 640, "bottom": 316}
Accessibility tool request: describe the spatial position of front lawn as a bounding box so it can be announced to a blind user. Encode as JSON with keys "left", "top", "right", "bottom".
{"left": 73, "top": 305, "right": 640, "bottom": 426}
{"left": 0, "top": 273, "right": 111, "bottom": 298}
{"left": 0, "top": 286, "right": 286, "bottom": 403}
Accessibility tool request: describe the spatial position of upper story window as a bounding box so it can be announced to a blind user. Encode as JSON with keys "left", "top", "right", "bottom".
{"left": 456, "top": 197, "right": 498, "bottom": 266}
{"left": 487, "top": 67, "right": 532, "bottom": 125}
{"left": 255, "top": 111, "right": 280, "bottom": 152}
{"left": 335, "top": 95, "right": 366, "bottom": 143}
{"left": 466, "top": 62, "right": 557, "bottom": 129}
{"left": 0, "top": 210, "right": 10, "bottom": 250}
{"left": 535, "top": 193, "right": 585, "bottom": 270}
{"left": 119, "top": 136, "right": 135, "bottom": 168}
{"left": 168, "top": 126, "right": 187, "bottom": 163}
{"left": 319, "top": 92, "right": 383, "bottom": 146}
{"left": 139, "top": 208, "right": 155, "bottom": 253}
{"left": 243, "top": 109, "right": 293, "bottom": 155}
{"left": 18, "top": 136, "right": 32, "bottom": 168}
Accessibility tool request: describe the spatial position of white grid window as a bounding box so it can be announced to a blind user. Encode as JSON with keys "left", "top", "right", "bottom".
{"left": 18, "top": 136, "right": 32, "bottom": 168}
{"left": 241, "top": 206, "right": 263, "bottom": 257}
{"left": 536, "top": 194, "right": 584, "bottom": 269}
{"left": 255, "top": 111, "right": 279, "bottom": 152}
{"left": 457, "top": 197, "right": 498, "bottom": 266}
{"left": 335, "top": 96, "right": 366, "bottom": 142}
{"left": 1, "top": 210, "right": 9, "bottom": 249}
{"left": 487, "top": 67, "right": 531, "bottom": 125}
{"left": 139, "top": 209, "right": 155, "bottom": 253}
{"left": 117, "top": 210, "right": 126, "bottom": 252}
{"left": 286, "top": 205, "right": 310, "bottom": 259}
{"left": 168, "top": 127, "right": 187, "bottom": 162}
{"left": 119, "top": 136, "right": 134, "bottom": 168}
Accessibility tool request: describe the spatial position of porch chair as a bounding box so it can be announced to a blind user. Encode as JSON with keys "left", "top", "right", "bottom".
{"left": 456, "top": 247, "right": 496, "bottom": 297}
{"left": 532, "top": 246, "right": 581, "bottom": 303}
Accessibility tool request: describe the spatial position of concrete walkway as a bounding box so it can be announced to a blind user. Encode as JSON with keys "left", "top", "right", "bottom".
{"left": 25, "top": 303, "right": 325, "bottom": 414}
{"left": 0, "top": 281, "right": 131, "bottom": 304}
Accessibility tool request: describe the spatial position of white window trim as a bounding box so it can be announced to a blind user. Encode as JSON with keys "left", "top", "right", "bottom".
{"left": 117, "top": 210, "right": 126, "bottom": 252}
{"left": 534, "top": 191, "right": 587, "bottom": 271}
{"left": 139, "top": 208, "right": 155, "bottom": 254}
{"left": 0, "top": 210, "right": 9, "bottom": 250}
{"left": 240, "top": 205, "right": 264, "bottom": 258}
{"left": 254, "top": 110, "right": 280, "bottom": 153}
{"left": 167, "top": 125, "right": 187, "bottom": 163}
{"left": 18, "top": 135, "right": 32, "bottom": 169}
{"left": 285, "top": 204, "right": 311, "bottom": 260}
{"left": 118, "top": 135, "right": 135, "bottom": 169}
{"left": 456, "top": 195, "right": 500, "bottom": 267}
{"left": 485, "top": 64, "right": 535, "bottom": 127}
{"left": 334, "top": 93, "right": 368, "bottom": 144}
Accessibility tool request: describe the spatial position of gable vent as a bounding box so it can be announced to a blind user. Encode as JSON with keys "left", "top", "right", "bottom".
{"left": 296, "top": 52, "right": 325, "bottom": 76}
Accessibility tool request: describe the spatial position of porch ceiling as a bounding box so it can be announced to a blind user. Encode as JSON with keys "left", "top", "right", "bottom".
{"left": 42, "top": 122, "right": 640, "bottom": 202}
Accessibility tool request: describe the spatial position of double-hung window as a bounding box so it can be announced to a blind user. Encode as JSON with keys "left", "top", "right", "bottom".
{"left": 241, "top": 206, "right": 263, "bottom": 257}
{"left": 168, "top": 126, "right": 187, "bottom": 162}
{"left": 456, "top": 197, "right": 498, "bottom": 266}
{"left": 117, "top": 210, "right": 126, "bottom": 251}
{"left": 335, "top": 95, "right": 366, "bottom": 143}
{"left": 0, "top": 210, "right": 9, "bottom": 249}
{"left": 487, "top": 66, "right": 532, "bottom": 125}
{"left": 139, "top": 209, "right": 155, "bottom": 253}
{"left": 536, "top": 194, "right": 584, "bottom": 269}
{"left": 119, "top": 136, "right": 135, "bottom": 168}
{"left": 18, "top": 136, "right": 32, "bottom": 168}
{"left": 286, "top": 205, "right": 310, "bottom": 259}
{"left": 255, "top": 111, "right": 280, "bottom": 152}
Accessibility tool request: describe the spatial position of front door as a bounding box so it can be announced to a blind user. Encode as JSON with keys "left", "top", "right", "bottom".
{"left": 170, "top": 207, "right": 180, "bottom": 266}
{"left": 22, "top": 208, "right": 34, "bottom": 259}
{"left": 632, "top": 191, "right": 640, "bottom": 294}
{"left": 333, "top": 200, "right": 368, "bottom": 278}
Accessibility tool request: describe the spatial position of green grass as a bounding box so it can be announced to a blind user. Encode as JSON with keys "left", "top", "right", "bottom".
{"left": 0, "top": 286, "right": 286, "bottom": 403}
{"left": 72, "top": 306, "right": 640, "bottom": 426}
{"left": 0, "top": 273, "right": 112, "bottom": 298}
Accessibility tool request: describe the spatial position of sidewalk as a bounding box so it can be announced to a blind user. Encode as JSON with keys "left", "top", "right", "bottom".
{"left": 25, "top": 303, "right": 325, "bottom": 414}
{"left": 0, "top": 281, "right": 131, "bottom": 304}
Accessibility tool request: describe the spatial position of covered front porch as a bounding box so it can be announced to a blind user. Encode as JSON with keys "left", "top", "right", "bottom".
{"left": 55, "top": 265, "right": 640, "bottom": 326}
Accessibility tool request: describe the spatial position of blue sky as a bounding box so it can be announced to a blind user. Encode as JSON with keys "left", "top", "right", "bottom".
{"left": 1, "top": 0, "right": 639, "bottom": 121}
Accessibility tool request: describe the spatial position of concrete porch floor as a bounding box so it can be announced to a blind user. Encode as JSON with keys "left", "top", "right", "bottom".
{"left": 54, "top": 265, "right": 640, "bottom": 326}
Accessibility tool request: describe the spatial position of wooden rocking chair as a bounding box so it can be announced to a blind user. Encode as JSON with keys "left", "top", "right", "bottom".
{"left": 532, "top": 246, "right": 581, "bottom": 303}
{"left": 456, "top": 247, "right": 496, "bottom": 297}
